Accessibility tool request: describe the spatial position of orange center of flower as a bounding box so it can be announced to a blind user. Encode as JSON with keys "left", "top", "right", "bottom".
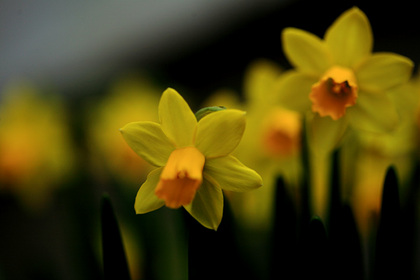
{"left": 155, "top": 146, "right": 205, "bottom": 209}
{"left": 309, "top": 66, "right": 358, "bottom": 120}
{"left": 261, "top": 108, "right": 301, "bottom": 157}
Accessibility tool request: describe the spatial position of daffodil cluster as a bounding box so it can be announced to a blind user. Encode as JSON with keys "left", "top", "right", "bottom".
{"left": 120, "top": 88, "right": 262, "bottom": 230}
{"left": 271, "top": 7, "right": 415, "bottom": 219}
{"left": 120, "top": 7, "right": 416, "bottom": 234}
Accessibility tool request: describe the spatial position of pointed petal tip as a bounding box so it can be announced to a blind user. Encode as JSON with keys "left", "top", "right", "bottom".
{"left": 229, "top": 108, "right": 247, "bottom": 117}
{"left": 162, "top": 87, "right": 179, "bottom": 96}
{"left": 205, "top": 219, "right": 220, "bottom": 231}
{"left": 119, "top": 122, "right": 133, "bottom": 133}
{"left": 281, "top": 27, "right": 302, "bottom": 42}
{"left": 282, "top": 26, "right": 299, "bottom": 35}
{"left": 160, "top": 87, "right": 181, "bottom": 103}
{"left": 344, "top": 6, "right": 366, "bottom": 17}
{"left": 350, "top": 6, "right": 362, "bottom": 12}
{"left": 182, "top": 206, "right": 221, "bottom": 230}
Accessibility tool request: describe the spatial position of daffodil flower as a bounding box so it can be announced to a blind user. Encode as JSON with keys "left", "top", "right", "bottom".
{"left": 276, "top": 7, "right": 414, "bottom": 152}
{"left": 120, "top": 88, "right": 262, "bottom": 230}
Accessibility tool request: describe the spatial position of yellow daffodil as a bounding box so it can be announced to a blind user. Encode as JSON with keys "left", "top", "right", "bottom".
{"left": 0, "top": 82, "right": 75, "bottom": 210}
{"left": 276, "top": 7, "right": 414, "bottom": 153}
{"left": 120, "top": 88, "right": 262, "bottom": 230}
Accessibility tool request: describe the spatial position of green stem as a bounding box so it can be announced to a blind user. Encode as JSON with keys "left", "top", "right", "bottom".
{"left": 309, "top": 151, "right": 332, "bottom": 222}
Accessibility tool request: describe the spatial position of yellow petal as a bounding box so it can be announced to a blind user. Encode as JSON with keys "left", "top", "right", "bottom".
{"left": 244, "top": 59, "right": 283, "bottom": 107}
{"left": 195, "top": 109, "right": 245, "bottom": 158}
{"left": 355, "top": 53, "right": 414, "bottom": 93}
{"left": 135, "top": 168, "right": 165, "bottom": 214}
{"left": 204, "top": 155, "right": 262, "bottom": 192}
{"left": 120, "top": 121, "right": 174, "bottom": 167}
{"left": 325, "top": 7, "right": 373, "bottom": 67}
{"left": 307, "top": 112, "right": 348, "bottom": 154}
{"left": 347, "top": 91, "right": 399, "bottom": 133}
{"left": 274, "top": 70, "right": 318, "bottom": 112}
{"left": 282, "top": 27, "right": 331, "bottom": 75}
{"left": 183, "top": 177, "right": 223, "bottom": 230}
{"left": 158, "top": 88, "right": 197, "bottom": 147}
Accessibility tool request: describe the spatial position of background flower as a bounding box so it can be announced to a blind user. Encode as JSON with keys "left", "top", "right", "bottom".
{"left": 203, "top": 59, "right": 303, "bottom": 231}
{"left": 86, "top": 74, "right": 161, "bottom": 188}
{"left": 348, "top": 75, "right": 420, "bottom": 239}
{"left": 0, "top": 82, "right": 76, "bottom": 210}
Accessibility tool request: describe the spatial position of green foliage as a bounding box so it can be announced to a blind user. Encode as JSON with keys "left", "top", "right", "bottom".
{"left": 100, "top": 194, "right": 131, "bottom": 280}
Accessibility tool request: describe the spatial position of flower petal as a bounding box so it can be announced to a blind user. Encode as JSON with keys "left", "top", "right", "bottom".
{"left": 307, "top": 113, "right": 348, "bottom": 154}
{"left": 120, "top": 121, "right": 174, "bottom": 166}
{"left": 325, "top": 7, "right": 373, "bottom": 67}
{"left": 347, "top": 91, "right": 399, "bottom": 133}
{"left": 183, "top": 177, "right": 223, "bottom": 230}
{"left": 274, "top": 70, "right": 318, "bottom": 112}
{"left": 158, "top": 88, "right": 197, "bottom": 147}
{"left": 204, "top": 155, "right": 262, "bottom": 192}
{"left": 244, "top": 59, "right": 282, "bottom": 108}
{"left": 356, "top": 53, "right": 414, "bottom": 93}
{"left": 195, "top": 109, "right": 245, "bottom": 158}
{"left": 282, "top": 27, "right": 331, "bottom": 75}
{"left": 135, "top": 168, "right": 165, "bottom": 214}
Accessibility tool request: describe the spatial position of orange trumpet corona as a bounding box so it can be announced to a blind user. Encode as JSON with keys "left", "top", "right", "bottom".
{"left": 155, "top": 146, "right": 205, "bottom": 208}
{"left": 310, "top": 66, "right": 358, "bottom": 120}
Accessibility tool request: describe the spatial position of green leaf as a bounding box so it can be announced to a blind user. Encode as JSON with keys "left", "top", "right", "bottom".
{"left": 270, "top": 177, "right": 298, "bottom": 279}
{"left": 100, "top": 194, "right": 131, "bottom": 280}
{"left": 300, "top": 217, "right": 330, "bottom": 279}
{"left": 374, "top": 167, "right": 401, "bottom": 279}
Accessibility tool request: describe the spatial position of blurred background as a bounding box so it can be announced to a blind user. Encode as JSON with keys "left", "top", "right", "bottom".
{"left": 0, "top": 0, "right": 419, "bottom": 279}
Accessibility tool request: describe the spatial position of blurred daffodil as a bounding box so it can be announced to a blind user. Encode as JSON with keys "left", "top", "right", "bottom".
{"left": 276, "top": 6, "right": 414, "bottom": 153}
{"left": 120, "top": 88, "right": 262, "bottom": 230}
{"left": 204, "top": 60, "right": 303, "bottom": 230}
{"left": 350, "top": 77, "right": 420, "bottom": 239}
{"left": 87, "top": 75, "right": 160, "bottom": 187}
{"left": 0, "top": 83, "right": 75, "bottom": 210}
